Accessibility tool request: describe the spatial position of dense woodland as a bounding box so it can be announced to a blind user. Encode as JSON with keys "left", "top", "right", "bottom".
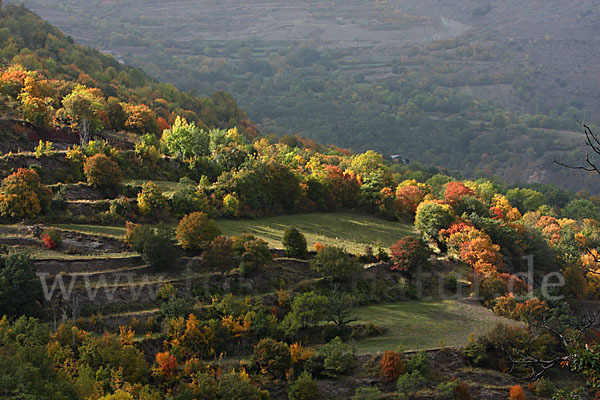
{"left": 0, "top": 3, "right": 599, "bottom": 400}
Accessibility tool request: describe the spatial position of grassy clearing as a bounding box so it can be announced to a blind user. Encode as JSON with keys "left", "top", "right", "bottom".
{"left": 216, "top": 212, "right": 413, "bottom": 252}
{"left": 352, "top": 300, "right": 520, "bottom": 354}
{"left": 53, "top": 224, "right": 127, "bottom": 238}
{"left": 6, "top": 245, "right": 133, "bottom": 260}
{"left": 53, "top": 213, "right": 413, "bottom": 252}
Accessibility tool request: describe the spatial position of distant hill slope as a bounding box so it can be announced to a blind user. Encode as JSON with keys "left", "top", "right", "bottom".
{"left": 0, "top": 3, "right": 254, "bottom": 138}
{"left": 6, "top": 0, "right": 600, "bottom": 193}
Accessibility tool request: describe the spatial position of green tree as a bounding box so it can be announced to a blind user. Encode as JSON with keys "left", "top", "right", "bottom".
{"left": 60, "top": 84, "right": 105, "bottom": 145}
{"left": 217, "top": 371, "right": 269, "bottom": 400}
{"left": 106, "top": 97, "right": 127, "bottom": 131}
{"left": 0, "top": 253, "right": 42, "bottom": 317}
{"left": 506, "top": 188, "right": 547, "bottom": 213}
{"left": 0, "top": 316, "right": 76, "bottom": 400}
{"left": 285, "top": 291, "right": 329, "bottom": 330}
{"left": 310, "top": 245, "right": 362, "bottom": 283}
{"left": 288, "top": 371, "right": 320, "bottom": 400}
{"left": 397, "top": 371, "right": 426, "bottom": 400}
{"left": 562, "top": 198, "right": 599, "bottom": 220}
{"left": 327, "top": 288, "right": 357, "bottom": 326}
{"left": 162, "top": 116, "right": 210, "bottom": 159}
{"left": 282, "top": 226, "right": 308, "bottom": 259}
{"left": 414, "top": 201, "right": 455, "bottom": 242}
{"left": 239, "top": 237, "right": 273, "bottom": 275}
{"left": 170, "top": 177, "right": 211, "bottom": 217}
{"left": 319, "top": 337, "right": 355, "bottom": 378}
{"left": 141, "top": 225, "right": 179, "bottom": 269}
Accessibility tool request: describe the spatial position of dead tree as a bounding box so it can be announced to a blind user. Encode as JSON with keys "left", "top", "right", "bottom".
{"left": 500, "top": 310, "right": 600, "bottom": 381}
{"left": 555, "top": 121, "right": 600, "bottom": 268}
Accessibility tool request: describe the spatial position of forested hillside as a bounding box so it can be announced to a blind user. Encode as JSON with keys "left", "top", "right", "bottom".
{"left": 0, "top": 3, "right": 255, "bottom": 145}
{"left": 0, "top": 3, "right": 600, "bottom": 399}
{"left": 10, "top": 0, "right": 600, "bottom": 193}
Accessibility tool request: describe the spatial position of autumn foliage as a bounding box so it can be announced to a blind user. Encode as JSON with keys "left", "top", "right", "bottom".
{"left": 444, "top": 181, "right": 475, "bottom": 206}
{"left": 460, "top": 235, "right": 502, "bottom": 275}
{"left": 508, "top": 385, "right": 526, "bottom": 400}
{"left": 154, "top": 352, "right": 178, "bottom": 380}
{"left": 176, "top": 211, "right": 221, "bottom": 250}
{"left": 396, "top": 183, "right": 426, "bottom": 217}
{"left": 252, "top": 338, "right": 292, "bottom": 380}
{"left": 137, "top": 181, "right": 168, "bottom": 216}
{"left": 83, "top": 153, "right": 122, "bottom": 188}
{"left": 42, "top": 227, "right": 61, "bottom": 249}
{"left": 0, "top": 168, "right": 52, "bottom": 219}
{"left": 380, "top": 350, "right": 406, "bottom": 382}
{"left": 390, "top": 236, "right": 432, "bottom": 275}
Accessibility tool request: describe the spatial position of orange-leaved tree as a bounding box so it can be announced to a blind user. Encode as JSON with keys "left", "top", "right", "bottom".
{"left": 176, "top": 211, "right": 221, "bottom": 250}
{"left": 508, "top": 385, "right": 526, "bottom": 400}
{"left": 0, "top": 168, "right": 52, "bottom": 219}
{"left": 83, "top": 153, "right": 122, "bottom": 189}
{"left": 380, "top": 350, "right": 405, "bottom": 382}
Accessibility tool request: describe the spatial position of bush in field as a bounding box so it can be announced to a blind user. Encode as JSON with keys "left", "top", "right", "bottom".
{"left": 137, "top": 181, "right": 168, "bottom": 216}
{"left": 397, "top": 371, "right": 426, "bottom": 400}
{"left": 454, "top": 382, "right": 472, "bottom": 400}
{"left": 319, "top": 337, "right": 355, "bottom": 378}
{"left": 508, "top": 385, "right": 526, "bottom": 400}
{"left": 239, "top": 237, "right": 272, "bottom": 275}
{"left": 124, "top": 222, "right": 178, "bottom": 268}
{"left": 310, "top": 245, "right": 362, "bottom": 283}
{"left": 405, "top": 351, "right": 430, "bottom": 377}
{"left": 176, "top": 211, "right": 221, "bottom": 250}
{"left": 83, "top": 154, "right": 121, "bottom": 189}
{"left": 217, "top": 371, "right": 270, "bottom": 400}
{"left": 222, "top": 193, "right": 239, "bottom": 217}
{"left": 170, "top": 177, "right": 211, "bottom": 217}
{"left": 380, "top": 350, "right": 406, "bottom": 382}
{"left": 436, "top": 380, "right": 471, "bottom": 400}
{"left": 203, "top": 236, "right": 235, "bottom": 273}
{"left": 109, "top": 196, "right": 134, "bottom": 219}
{"left": 232, "top": 233, "right": 257, "bottom": 257}
{"left": 124, "top": 222, "right": 151, "bottom": 252}
{"left": 252, "top": 338, "right": 292, "bottom": 380}
{"left": 141, "top": 225, "right": 179, "bottom": 269}
{"left": 42, "top": 227, "right": 61, "bottom": 249}
{"left": 0, "top": 168, "right": 52, "bottom": 219}
{"left": 390, "top": 236, "right": 432, "bottom": 277}
{"left": 232, "top": 233, "right": 273, "bottom": 274}
{"left": 156, "top": 283, "right": 177, "bottom": 302}
{"left": 287, "top": 371, "right": 320, "bottom": 400}
{"left": 282, "top": 226, "right": 308, "bottom": 259}
{"left": 283, "top": 291, "right": 329, "bottom": 332}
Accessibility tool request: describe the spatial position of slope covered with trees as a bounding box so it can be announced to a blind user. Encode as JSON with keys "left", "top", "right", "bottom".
{"left": 11, "top": 0, "right": 600, "bottom": 193}
{"left": 0, "top": 3, "right": 255, "bottom": 146}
